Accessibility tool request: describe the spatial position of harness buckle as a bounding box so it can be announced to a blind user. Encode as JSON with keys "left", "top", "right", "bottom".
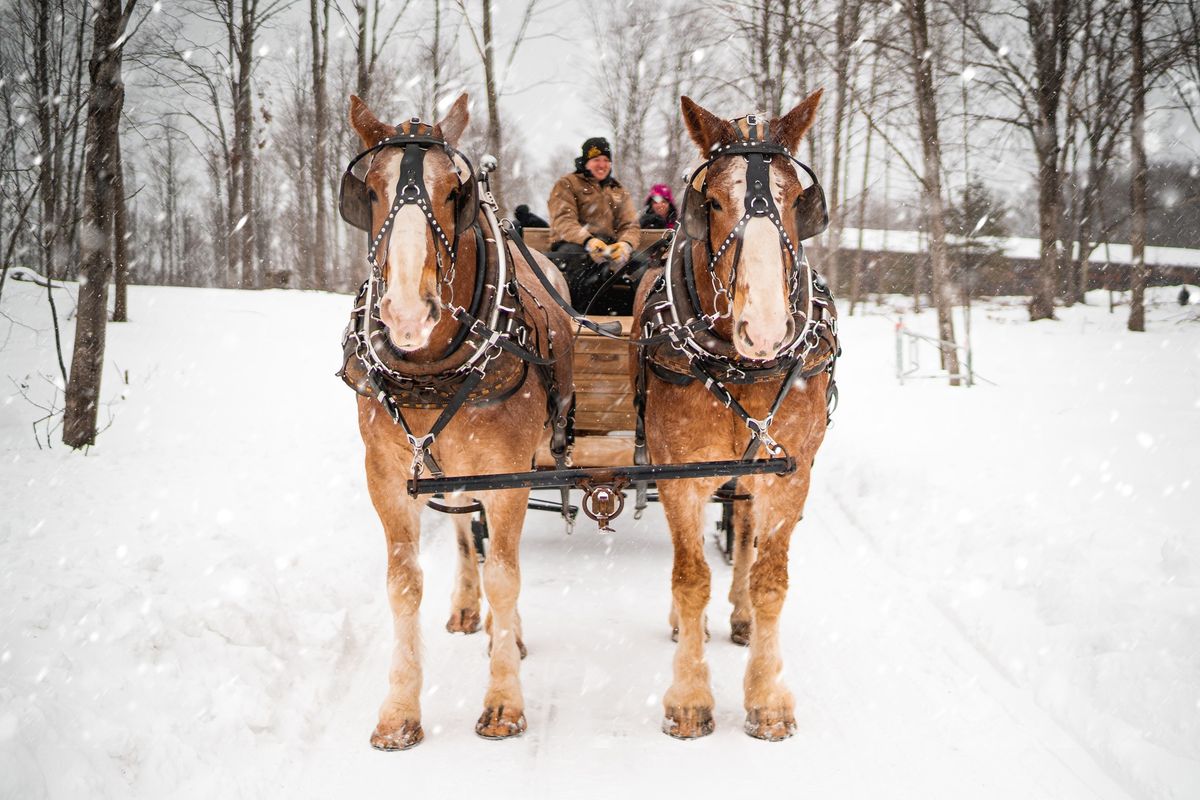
{"left": 407, "top": 433, "right": 435, "bottom": 479}
{"left": 747, "top": 417, "right": 781, "bottom": 456}
{"left": 482, "top": 329, "right": 505, "bottom": 363}
{"left": 712, "top": 289, "right": 732, "bottom": 319}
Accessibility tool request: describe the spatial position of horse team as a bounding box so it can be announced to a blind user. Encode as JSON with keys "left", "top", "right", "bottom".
{"left": 344, "top": 88, "right": 833, "bottom": 749}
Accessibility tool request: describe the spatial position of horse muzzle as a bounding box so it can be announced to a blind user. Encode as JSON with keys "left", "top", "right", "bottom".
{"left": 379, "top": 295, "right": 441, "bottom": 351}
{"left": 734, "top": 315, "right": 796, "bottom": 361}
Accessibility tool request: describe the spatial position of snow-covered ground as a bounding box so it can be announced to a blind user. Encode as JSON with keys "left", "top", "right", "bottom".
{"left": 1, "top": 280, "right": 1197, "bottom": 800}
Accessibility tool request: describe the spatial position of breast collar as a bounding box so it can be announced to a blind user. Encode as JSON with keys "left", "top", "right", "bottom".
{"left": 640, "top": 235, "right": 839, "bottom": 385}
{"left": 338, "top": 223, "right": 538, "bottom": 410}
{"left": 639, "top": 115, "right": 835, "bottom": 379}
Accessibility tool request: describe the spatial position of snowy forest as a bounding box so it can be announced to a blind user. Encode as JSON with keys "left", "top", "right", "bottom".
{"left": 2, "top": 0, "right": 1198, "bottom": 299}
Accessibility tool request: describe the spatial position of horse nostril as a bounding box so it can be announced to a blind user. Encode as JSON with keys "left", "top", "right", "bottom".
{"left": 426, "top": 298, "right": 441, "bottom": 324}
{"left": 781, "top": 317, "right": 796, "bottom": 346}
{"left": 736, "top": 319, "right": 751, "bottom": 345}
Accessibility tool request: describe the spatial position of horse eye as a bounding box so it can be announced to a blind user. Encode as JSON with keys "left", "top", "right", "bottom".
{"left": 368, "top": 188, "right": 378, "bottom": 202}
{"left": 708, "top": 199, "right": 722, "bottom": 212}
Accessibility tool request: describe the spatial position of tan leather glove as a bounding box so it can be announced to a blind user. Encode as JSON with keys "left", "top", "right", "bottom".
{"left": 586, "top": 237, "right": 609, "bottom": 264}
{"left": 606, "top": 241, "right": 633, "bottom": 267}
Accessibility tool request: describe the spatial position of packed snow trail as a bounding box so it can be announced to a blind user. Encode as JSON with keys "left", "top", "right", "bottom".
{"left": 274, "top": 496, "right": 1131, "bottom": 800}
{"left": 1, "top": 282, "right": 1195, "bottom": 799}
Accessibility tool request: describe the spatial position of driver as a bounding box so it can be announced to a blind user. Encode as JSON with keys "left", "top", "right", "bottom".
{"left": 547, "top": 137, "right": 640, "bottom": 310}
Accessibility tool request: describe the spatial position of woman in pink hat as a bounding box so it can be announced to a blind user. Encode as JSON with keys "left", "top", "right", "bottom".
{"left": 639, "top": 183, "right": 678, "bottom": 230}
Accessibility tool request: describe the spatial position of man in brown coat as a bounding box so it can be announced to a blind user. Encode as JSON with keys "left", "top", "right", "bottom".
{"left": 547, "top": 137, "right": 640, "bottom": 312}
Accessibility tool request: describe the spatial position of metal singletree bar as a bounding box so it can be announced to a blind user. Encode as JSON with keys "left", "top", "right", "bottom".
{"left": 408, "top": 458, "right": 796, "bottom": 496}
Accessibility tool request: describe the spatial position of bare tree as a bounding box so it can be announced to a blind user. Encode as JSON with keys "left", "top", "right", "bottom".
{"left": 458, "top": 0, "right": 539, "bottom": 214}
{"left": 63, "top": 0, "right": 141, "bottom": 448}
{"left": 175, "top": 0, "right": 291, "bottom": 289}
{"left": 848, "top": 46, "right": 883, "bottom": 314}
{"left": 1128, "top": 0, "right": 1149, "bottom": 332}
{"left": 310, "top": 0, "right": 331, "bottom": 289}
{"left": 956, "top": 0, "right": 1077, "bottom": 321}
{"left": 344, "top": 0, "right": 412, "bottom": 105}
{"left": 7, "top": 0, "right": 93, "bottom": 286}
{"left": 1167, "top": 0, "right": 1200, "bottom": 140}
{"left": 903, "top": 0, "right": 961, "bottom": 383}
{"left": 823, "top": 0, "right": 864, "bottom": 293}
{"left": 112, "top": 134, "right": 130, "bottom": 320}
{"left": 587, "top": 0, "right": 668, "bottom": 196}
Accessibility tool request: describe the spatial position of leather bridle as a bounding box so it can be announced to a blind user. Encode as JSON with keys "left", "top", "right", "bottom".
{"left": 677, "top": 114, "right": 829, "bottom": 343}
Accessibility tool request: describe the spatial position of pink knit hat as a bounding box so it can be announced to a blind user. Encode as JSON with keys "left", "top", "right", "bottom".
{"left": 646, "top": 183, "right": 675, "bottom": 205}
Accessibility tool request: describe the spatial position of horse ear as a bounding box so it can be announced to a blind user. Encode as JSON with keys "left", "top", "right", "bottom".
{"left": 681, "top": 96, "right": 733, "bottom": 155}
{"left": 773, "top": 89, "right": 823, "bottom": 154}
{"left": 435, "top": 93, "right": 470, "bottom": 147}
{"left": 349, "top": 95, "right": 393, "bottom": 149}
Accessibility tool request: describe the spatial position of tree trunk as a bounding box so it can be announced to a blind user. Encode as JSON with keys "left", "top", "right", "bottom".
{"left": 1074, "top": 133, "right": 1103, "bottom": 305}
{"left": 1029, "top": 135, "right": 1061, "bottom": 320}
{"left": 63, "top": 0, "right": 135, "bottom": 448}
{"left": 113, "top": 134, "right": 129, "bottom": 321}
{"left": 480, "top": 0, "right": 505, "bottom": 213}
{"left": 311, "top": 0, "right": 330, "bottom": 290}
{"left": 237, "top": 3, "right": 257, "bottom": 288}
{"left": 1128, "top": 0, "right": 1148, "bottom": 332}
{"left": 355, "top": 0, "right": 371, "bottom": 100}
{"left": 849, "top": 50, "right": 879, "bottom": 315}
{"left": 430, "top": 0, "right": 443, "bottom": 119}
{"left": 1027, "top": 0, "right": 1070, "bottom": 321}
{"left": 34, "top": 0, "right": 58, "bottom": 282}
{"left": 826, "top": 0, "right": 860, "bottom": 293}
{"left": 908, "top": 0, "right": 961, "bottom": 384}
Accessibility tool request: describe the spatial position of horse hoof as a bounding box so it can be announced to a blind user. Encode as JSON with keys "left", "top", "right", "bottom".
{"left": 730, "top": 620, "right": 751, "bottom": 646}
{"left": 475, "top": 706, "right": 527, "bottom": 739}
{"left": 662, "top": 707, "right": 715, "bottom": 739}
{"left": 744, "top": 708, "right": 796, "bottom": 741}
{"left": 446, "top": 609, "right": 481, "bottom": 634}
{"left": 370, "top": 720, "right": 424, "bottom": 751}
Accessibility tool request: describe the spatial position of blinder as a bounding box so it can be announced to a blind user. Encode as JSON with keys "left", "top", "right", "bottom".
{"left": 681, "top": 141, "right": 828, "bottom": 244}
{"left": 337, "top": 124, "right": 477, "bottom": 237}
{"left": 338, "top": 170, "right": 373, "bottom": 230}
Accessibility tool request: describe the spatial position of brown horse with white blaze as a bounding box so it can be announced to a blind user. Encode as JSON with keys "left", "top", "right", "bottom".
{"left": 345, "top": 94, "right": 574, "bottom": 749}
{"left": 632, "top": 90, "right": 835, "bottom": 741}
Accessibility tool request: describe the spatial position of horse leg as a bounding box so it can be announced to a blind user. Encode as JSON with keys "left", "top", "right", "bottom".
{"left": 727, "top": 497, "right": 755, "bottom": 646}
{"left": 660, "top": 477, "right": 721, "bottom": 739}
{"left": 742, "top": 484, "right": 805, "bottom": 741}
{"left": 446, "top": 510, "right": 482, "bottom": 634}
{"left": 475, "top": 489, "right": 530, "bottom": 739}
{"left": 364, "top": 457, "right": 425, "bottom": 751}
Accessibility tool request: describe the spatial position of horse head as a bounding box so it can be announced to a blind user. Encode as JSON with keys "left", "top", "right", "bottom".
{"left": 679, "top": 90, "right": 825, "bottom": 361}
{"left": 348, "top": 93, "right": 473, "bottom": 352}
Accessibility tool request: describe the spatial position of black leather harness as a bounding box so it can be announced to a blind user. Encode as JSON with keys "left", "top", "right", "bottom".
{"left": 337, "top": 122, "right": 570, "bottom": 484}
{"left": 634, "top": 116, "right": 841, "bottom": 462}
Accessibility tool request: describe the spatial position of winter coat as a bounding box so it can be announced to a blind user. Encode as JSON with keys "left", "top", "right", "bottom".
{"left": 547, "top": 171, "right": 640, "bottom": 248}
{"left": 639, "top": 204, "right": 678, "bottom": 230}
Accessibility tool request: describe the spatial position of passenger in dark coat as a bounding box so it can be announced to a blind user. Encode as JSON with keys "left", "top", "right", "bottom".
{"left": 514, "top": 204, "right": 548, "bottom": 230}
{"left": 638, "top": 183, "right": 678, "bottom": 230}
